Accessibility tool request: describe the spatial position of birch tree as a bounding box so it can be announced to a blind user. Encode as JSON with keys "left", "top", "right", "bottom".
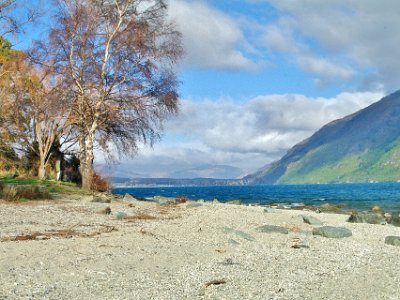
{"left": 46, "top": 0, "right": 182, "bottom": 189}
{"left": 0, "top": 0, "right": 38, "bottom": 37}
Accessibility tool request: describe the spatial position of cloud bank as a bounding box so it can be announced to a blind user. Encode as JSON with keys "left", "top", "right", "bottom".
{"left": 261, "top": 0, "right": 400, "bottom": 89}
{"left": 109, "top": 91, "right": 384, "bottom": 178}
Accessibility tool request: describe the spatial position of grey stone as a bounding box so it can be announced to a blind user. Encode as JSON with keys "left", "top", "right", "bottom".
{"left": 385, "top": 236, "right": 400, "bottom": 246}
{"left": 347, "top": 212, "right": 386, "bottom": 225}
{"left": 223, "top": 227, "right": 255, "bottom": 241}
{"left": 256, "top": 225, "right": 288, "bottom": 235}
{"left": 301, "top": 215, "right": 323, "bottom": 226}
{"left": 312, "top": 226, "right": 352, "bottom": 238}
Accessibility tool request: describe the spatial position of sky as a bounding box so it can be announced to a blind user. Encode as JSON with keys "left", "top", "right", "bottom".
{"left": 14, "top": 0, "right": 400, "bottom": 179}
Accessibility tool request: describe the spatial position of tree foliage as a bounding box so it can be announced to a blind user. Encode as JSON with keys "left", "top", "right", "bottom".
{"left": 0, "top": 0, "right": 182, "bottom": 188}
{"left": 0, "top": 42, "right": 74, "bottom": 178}
{"left": 34, "top": 0, "right": 183, "bottom": 189}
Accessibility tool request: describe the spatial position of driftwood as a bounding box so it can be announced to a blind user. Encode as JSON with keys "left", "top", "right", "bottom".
{"left": 204, "top": 279, "right": 227, "bottom": 288}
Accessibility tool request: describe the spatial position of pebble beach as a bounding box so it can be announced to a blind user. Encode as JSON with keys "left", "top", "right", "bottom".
{"left": 1, "top": 195, "right": 400, "bottom": 299}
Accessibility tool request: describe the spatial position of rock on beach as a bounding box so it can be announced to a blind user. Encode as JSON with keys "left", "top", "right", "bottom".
{"left": 312, "top": 226, "right": 352, "bottom": 238}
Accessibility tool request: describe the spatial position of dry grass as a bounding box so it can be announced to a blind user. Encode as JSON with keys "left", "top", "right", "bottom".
{"left": 1, "top": 225, "right": 117, "bottom": 242}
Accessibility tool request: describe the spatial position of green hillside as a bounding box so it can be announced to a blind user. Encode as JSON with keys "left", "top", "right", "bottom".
{"left": 245, "top": 90, "right": 400, "bottom": 184}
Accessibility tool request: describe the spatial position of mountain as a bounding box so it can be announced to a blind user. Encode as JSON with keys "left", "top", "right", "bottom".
{"left": 245, "top": 90, "right": 400, "bottom": 184}
{"left": 97, "top": 163, "right": 244, "bottom": 180}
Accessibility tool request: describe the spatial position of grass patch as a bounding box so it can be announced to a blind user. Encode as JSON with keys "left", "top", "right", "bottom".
{"left": 0, "top": 176, "right": 90, "bottom": 201}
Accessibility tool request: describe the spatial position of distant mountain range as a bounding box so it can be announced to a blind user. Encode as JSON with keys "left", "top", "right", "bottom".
{"left": 245, "top": 90, "right": 400, "bottom": 184}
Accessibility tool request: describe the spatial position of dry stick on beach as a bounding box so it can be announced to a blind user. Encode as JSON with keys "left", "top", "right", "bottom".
{"left": 204, "top": 279, "right": 227, "bottom": 288}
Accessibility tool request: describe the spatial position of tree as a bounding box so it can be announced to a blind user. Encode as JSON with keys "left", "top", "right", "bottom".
{"left": 0, "top": 0, "right": 37, "bottom": 37}
{"left": 43, "top": 0, "right": 182, "bottom": 189}
{"left": 0, "top": 49, "right": 74, "bottom": 178}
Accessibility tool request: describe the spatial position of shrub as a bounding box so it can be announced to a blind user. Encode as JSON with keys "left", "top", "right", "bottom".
{"left": 18, "top": 185, "right": 51, "bottom": 200}
{"left": 91, "top": 173, "right": 110, "bottom": 192}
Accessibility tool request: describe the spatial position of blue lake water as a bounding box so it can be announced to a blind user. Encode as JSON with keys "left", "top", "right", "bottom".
{"left": 112, "top": 183, "right": 400, "bottom": 211}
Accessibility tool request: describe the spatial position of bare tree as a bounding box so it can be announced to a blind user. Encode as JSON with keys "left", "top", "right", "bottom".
{"left": 0, "top": 0, "right": 38, "bottom": 37}
{"left": 44, "top": 0, "right": 182, "bottom": 189}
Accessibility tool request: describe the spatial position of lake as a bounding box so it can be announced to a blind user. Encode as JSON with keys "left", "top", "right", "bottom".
{"left": 113, "top": 182, "right": 400, "bottom": 211}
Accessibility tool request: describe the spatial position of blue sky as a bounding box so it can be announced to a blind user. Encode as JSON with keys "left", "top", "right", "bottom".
{"left": 115, "top": 0, "right": 395, "bottom": 179}
{"left": 14, "top": 0, "right": 400, "bottom": 179}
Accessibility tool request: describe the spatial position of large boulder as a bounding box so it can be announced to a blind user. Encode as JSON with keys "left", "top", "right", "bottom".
{"left": 301, "top": 215, "right": 323, "bottom": 226}
{"left": 312, "top": 226, "right": 352, "bottom": 238}
{"left": 385, "top": 236, "right": 400, "bottom": 246}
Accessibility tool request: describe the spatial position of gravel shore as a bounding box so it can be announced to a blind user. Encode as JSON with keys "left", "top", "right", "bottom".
{"left": 1, "top": 196, "right": 400, "bottom": 299}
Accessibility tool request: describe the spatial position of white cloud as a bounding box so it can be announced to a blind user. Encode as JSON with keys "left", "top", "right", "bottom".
{"left": 167, "top": 91, "right": 384, "bottom": 154}
{"left": 297, "top": 56, "right": 355, "bottom": 80}
{"left": 261, "top": 16, "right": 356, "bottom": 84}
{"left": 105, "top": 91, "right": 384, "bottom": 178}
{"left": 262, "top": 0, "right": 400, "bottom": 90}
{"left": 263, "top": 24, "right": 297, "bottom": 54}
{"left": 169, "top": 0, "right": 256, "bottom": 70}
